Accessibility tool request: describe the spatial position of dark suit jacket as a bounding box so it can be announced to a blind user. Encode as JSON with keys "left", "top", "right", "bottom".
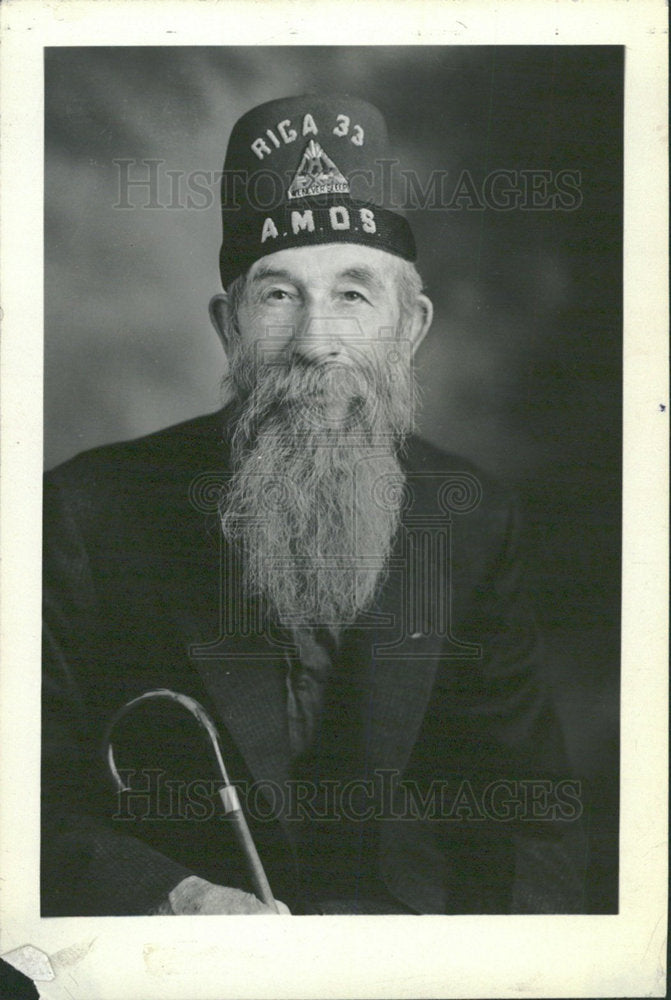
{"left": 42, "top": 408, "right": 585, "bottom": 915}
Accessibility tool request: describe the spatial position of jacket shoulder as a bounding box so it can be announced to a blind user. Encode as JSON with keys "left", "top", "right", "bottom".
{"left": 403, "top": 434, "right": 516, "bottom": 515}
{"left": 45, "top": 410, "right": 229, "bottom": 493}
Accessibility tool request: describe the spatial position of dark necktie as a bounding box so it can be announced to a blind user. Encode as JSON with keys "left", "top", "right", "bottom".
{"left": 284, "top": 626, "right": 336, "bottom": 757}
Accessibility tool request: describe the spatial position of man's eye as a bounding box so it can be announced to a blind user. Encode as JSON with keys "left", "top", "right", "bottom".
{"left": 342, "top": 290, "right": 366, "bottom": 302}
{"left": 265, "top": 288, "right": 292, "bottom": 302}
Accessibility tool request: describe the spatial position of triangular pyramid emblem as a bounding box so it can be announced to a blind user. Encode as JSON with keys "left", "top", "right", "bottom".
{"left": 287, "top": 140, "right": 350, "bottom": 200}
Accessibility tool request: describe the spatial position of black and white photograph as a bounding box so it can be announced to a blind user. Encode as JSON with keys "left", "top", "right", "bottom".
{"left": 0, "top": 3, "right": 667, "bottom": 998}
{"left": 41, "top": 42, "right": 621, "bottom": 919}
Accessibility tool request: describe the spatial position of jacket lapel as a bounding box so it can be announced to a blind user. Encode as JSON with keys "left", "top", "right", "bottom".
{"left": 350, "top": 551, "right": 444, "bottom": 782}
{"left": 153, "top": 504, "right": 295, "bottom": 807}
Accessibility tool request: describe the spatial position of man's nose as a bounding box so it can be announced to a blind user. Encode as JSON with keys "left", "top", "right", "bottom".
{"left": 291, "top": 314, "right": 359, "bottom": 365}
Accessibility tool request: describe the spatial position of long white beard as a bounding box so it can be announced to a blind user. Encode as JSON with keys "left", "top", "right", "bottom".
{"left": 220, "top": 343, "right": 417, "bottom": 628}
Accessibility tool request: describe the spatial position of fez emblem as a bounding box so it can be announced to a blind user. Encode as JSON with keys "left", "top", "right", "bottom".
{"left": 287, "top": 140, "right": 350, "bottom": 200}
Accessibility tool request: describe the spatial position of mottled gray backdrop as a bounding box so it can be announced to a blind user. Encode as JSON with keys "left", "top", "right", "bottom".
{"left": 45, "top": 46, "right": 622, "bottom": 909}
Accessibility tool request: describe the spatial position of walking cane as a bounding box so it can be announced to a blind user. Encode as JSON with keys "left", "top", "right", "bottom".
{"left": 103, "top": 687, "right": 279, "bottom": 912}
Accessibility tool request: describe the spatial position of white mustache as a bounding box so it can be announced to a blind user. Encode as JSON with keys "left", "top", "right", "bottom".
{"left": 238, "top": 349, "right": 377, "bottom": 401}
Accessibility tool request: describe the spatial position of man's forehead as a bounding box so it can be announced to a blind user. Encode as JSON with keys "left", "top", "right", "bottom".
{"left": 247, "top": 244, "right": 399, "bottom": 285}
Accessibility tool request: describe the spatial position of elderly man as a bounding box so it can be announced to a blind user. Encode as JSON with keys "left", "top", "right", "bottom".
{"left": 42, "top": 95, "right": 585, "bottom": 916}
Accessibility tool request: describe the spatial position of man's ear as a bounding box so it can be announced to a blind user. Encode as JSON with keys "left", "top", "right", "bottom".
{"left": 208, "top": 293, "right": 230, "bottom": 354}
{"left": 407, "top": 293, "right": 433, "bottom": 355}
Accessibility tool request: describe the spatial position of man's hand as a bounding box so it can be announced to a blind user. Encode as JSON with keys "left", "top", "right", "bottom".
{"left": 165, "top": 875, "right": 291, "bottom": 915}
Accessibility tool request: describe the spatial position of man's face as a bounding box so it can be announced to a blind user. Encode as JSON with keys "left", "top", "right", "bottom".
{"left": 236, "top": 243, "right": 406, "bottom": 409}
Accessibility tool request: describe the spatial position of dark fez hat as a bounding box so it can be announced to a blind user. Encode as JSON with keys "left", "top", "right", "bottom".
{"left": 219, "top": 94, "right": 416, "bottom": 287}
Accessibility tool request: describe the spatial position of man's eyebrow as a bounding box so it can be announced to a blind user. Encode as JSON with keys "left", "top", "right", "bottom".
{"left": 337, "top": 266, "right": 386, "bottom": 292}
{"left": 249, "top": 265, "right": 296, "bottom": 284}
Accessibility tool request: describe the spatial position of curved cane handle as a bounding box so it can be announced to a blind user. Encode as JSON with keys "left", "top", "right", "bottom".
{"left": 103, "top": 688, "right": 279, "bottom": 912}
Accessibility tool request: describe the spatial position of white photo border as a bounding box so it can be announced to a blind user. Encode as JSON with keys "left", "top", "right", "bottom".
{"left": 0, "top": 1, "right": 668, "bottom": 998}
